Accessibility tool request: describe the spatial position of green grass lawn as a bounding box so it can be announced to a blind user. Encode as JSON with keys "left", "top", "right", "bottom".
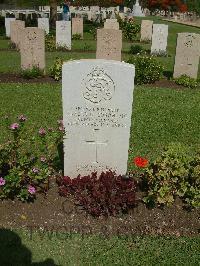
{"left": 1, "top": 229, "right": 199, "bottom": 266}
{"left": 1, "top": 83, "right": 200, "bottom": 163}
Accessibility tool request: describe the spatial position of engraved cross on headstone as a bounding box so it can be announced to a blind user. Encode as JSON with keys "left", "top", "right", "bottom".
{"left": 84, "top": 128, "right": 108, "bottom": 163}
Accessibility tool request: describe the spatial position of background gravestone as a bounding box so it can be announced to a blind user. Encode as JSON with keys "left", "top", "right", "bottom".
{"left": 72, "top": 17, "right": 83, "bottom": 39}
{"left": 96, "top": 29, "right": 122, "bottom": 61}
{"left": 104, "top": 19, "right": 119, "bottom": 30}
{"left": 10, "top": 20, "right": 25, "bottom": 50}
{"left": 151, "top": 24, "right": 168, "bottom": 55}
{"left": 140, "top": 20, "right": 153, "bottom": 42}
{"left": 5, "top": 18, "right": 16, "bottom": 37}
{"left": 173, "top": 33, "right": 200, "bottom": 79}
{"left": 38, "top": 18, "right": 49, "bottom": 34}
{"left": 20, "top": 27, "right": 45, "bottom": 71}
{"left": 102, "top": 11, "right": 107, "bottom": 20}
{"left": 62, "top": 59, "right": 135, "bottom": 177}
{"left": 87, "top": 11, "right": 92, "bottom": 21}
{"left": 56, "top": 21, "right": 71, "bottom": 50}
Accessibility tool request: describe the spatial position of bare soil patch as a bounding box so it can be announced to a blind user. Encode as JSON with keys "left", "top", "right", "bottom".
{"left": 0, "top": 73, "right": 188, "bottom": 90}
{"left": 0, "top": 177, "right": 199, "bottom": 237}
{"left": 0, "top": 73, "right": 58, "bottom": 84}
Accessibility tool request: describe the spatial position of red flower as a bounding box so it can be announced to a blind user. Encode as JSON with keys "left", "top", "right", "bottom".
{"left": 134, "top": 157, "right": 148, "bottom": 168}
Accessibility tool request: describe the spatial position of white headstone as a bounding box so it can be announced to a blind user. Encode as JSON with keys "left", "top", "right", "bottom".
{"left": 96, "top": 29, "right": 122, "bottom": 61}
{"left": 62, "top": 59, "right": 135, "bottom": 177}
{"left": 124, "top": 7, "right": 128, "bottom": 13}
{"left": 72, "top": 17, "right": 83, "bottom": 38}
{"left": 132, "top": 0, "right": 145, "bottom": 17}
{"left": 56, "top": 21, "right": 71, "bottom": 50}
{"left": 20, "top": 27, "right": 45, "bottom": 71}
{"left": 102, "top": 11, "right": 107, "bottom": 20}
{"left": 140, "top": 20, "right": 153, "bottom": 42}
{"left": 104, "top": 19, "right": 119, "bottom": 30}
{"left": 87, "top": 11, "right": 92, "bottom": 21}
{"left": 109, "top": 11, "right": 116, "bottom": 19}
{"left": 5, "top": 18, "right": 16, "bottom": 37}
{"left": 38, "top": 18, "right": 49, "bottom": 34}
{"left": 151, "top": 24, "right": 168, "bottom": 55}
{"left": 1, "top": 10, "right": 6, "bottom": 17}
{"left": 173, "top": 33, "right": 200, "bottom": 79}
{"left": 10, "top": 20, "right": 25, "bottom": 50}
{"left": 119, "top": 13, "right": 125, "bottom": 20}
{"left": 90, "top": 6, "right": 100, "bottom": 12}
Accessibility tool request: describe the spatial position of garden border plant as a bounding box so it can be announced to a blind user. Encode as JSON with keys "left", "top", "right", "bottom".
{"left": 122, "top": 19, "right": 140, "bottom": 41}
{"left": 0, "top": 115, "right": 64, "bottom": 201}
{"left": 49, "top": 57, "right": 64, "bottom": 81}
{"left": 127, "top": 55, "right": 164, "bottom": 85}
{"left": 20, "top": 66, "right": 44, "bottom": 79}
{"left": 174, "top": 74, "right": 198, "bottom": 89}
{"left": 139, "top": 143, "right": 200, "bottom": 208}
{"left": 57, "top": 171, "right": 137, "bottom": 217}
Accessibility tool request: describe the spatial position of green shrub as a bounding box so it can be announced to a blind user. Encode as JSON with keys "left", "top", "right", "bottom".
{"left": 122, "top": 20, "right": 140, "bottom": 41}
{"left": 115, "top": 13, "right": 124, "bottom": 29}
{"left": 127, "top": 56, "right": 163, "bottom": 84}
{"left": 84, "top": 23, "right": 95, "bottom": 33}
{"left": 49, "top": 58, "right": 63, "bottom": 81}
{"left": 129, "top": 44, "right": 143, "bottom": 55}
{"left": 143, "top": 143, "right": 191, "bottom": 206}
{"left": 185, "top": 155, "right": 200, "bottom": 208}
{"left": 0, "top": 15, "right": 5, "bottom": 36}
{"left": 89, "top": 27, "right": 97, "bottom": 40}
{"left": 174, "top": 75, "right": 198, "bottom": 89}
{"left": 8, "top": 41, "right": 16, "bottom": 50}
{"left": 21, "top": 66, "right": 44, "bottom": 79}
{"left": 72, "top": 33, "right": 82, "bottom": 40}
{"left": 143, "top": 143, "right": 200, "bottom": 208}
{"left": 45, "top": 34, "right": 56, "bottom": 51}
{"left": 151, "top": 50, "right": 167, "bottom": 57}
{"left": 140, "top": 38, "right": 151, "bottom": 43}
{"left": 56, "top": 45, "right": 71, "bottom": 51}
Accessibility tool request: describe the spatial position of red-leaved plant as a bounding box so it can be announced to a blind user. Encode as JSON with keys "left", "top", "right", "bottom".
{"left": 57, "top": 171, "right": 137, "bottom": 217}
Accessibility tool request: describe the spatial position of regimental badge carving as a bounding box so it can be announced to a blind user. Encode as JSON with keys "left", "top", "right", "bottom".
{"left": 82, "top": 67, "right": 115, "bottom": 104}
{"left": 27, "top": 31, "right": 37, "bottom": 42}
{"left": 184, "top": 34, "right": 195, "bottom": 48}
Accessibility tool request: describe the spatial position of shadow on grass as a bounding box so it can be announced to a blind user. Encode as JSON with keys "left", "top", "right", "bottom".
{"left": 163, "top": 70, "right": 173, "bottom": 80}
{"left": 56, "top": 142, "right": 64, "bottom": 173}
{"left": 0, "top": 228, "right": 58, "bottom": 266}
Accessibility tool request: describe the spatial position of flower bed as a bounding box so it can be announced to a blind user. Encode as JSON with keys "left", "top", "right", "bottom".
{"left": 0, "top": 115, "right": 64, "bottom": 201}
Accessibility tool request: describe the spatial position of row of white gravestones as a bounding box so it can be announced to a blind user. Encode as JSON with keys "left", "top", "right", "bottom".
{"left": 174, "top": 33, "right": 200, "bottom": 79}
{"left": 38, "top": 18, "right": 49, "bottom": 34}
{"left": 62, "top": 59, "right": 135, "bottom": 177}
{"left": 5, "top": 17, "right": 16, "bottom": 37}
{"left": 96, "top": 29, "right": 122, "bottom": 61}
{"left": 140, "top": 20, "right": 168, "bottom": 55}
{"left": 104, "top": 19, "right": 119, "bottom": 30}
{"left": 141, "top": 22, "right": 200, "bottom": 78}
{"left": 151, "top": 24, "right": 168, "bottom": 55}
{"left": 56, "top": 21, "right": 71, "bottom": 50}
{"left": 7, "top": 18, "right": 49, "bottom": 36}
{"left": 7, "top": 18, "right": 48, "bottom": 52}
